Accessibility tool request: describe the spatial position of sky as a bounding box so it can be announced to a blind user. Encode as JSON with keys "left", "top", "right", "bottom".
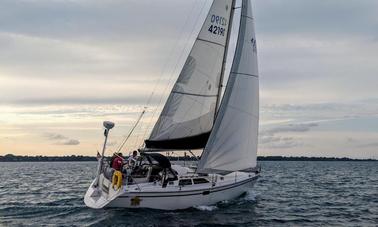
{"left": 0, "top": 0, "right": 378, "bottom": 159}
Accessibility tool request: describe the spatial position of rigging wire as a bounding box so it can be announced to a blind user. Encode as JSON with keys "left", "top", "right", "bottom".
{"left": 116, "top": 109, "right": 146, "bottom": 153}
{"left": 139, "top": 0, "right": 200, "bottom": 112}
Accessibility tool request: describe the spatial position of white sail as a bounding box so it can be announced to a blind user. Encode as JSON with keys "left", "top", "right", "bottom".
{"left": 145, "top": 0, "right": 234, "bottom": 150}
{"left": 197, "top": 0, "right": 259, "bottom": 173}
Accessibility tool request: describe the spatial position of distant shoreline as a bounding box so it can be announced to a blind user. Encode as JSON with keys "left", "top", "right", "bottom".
{"left": 0, "top": 154, "right": 376, "bottom": 162}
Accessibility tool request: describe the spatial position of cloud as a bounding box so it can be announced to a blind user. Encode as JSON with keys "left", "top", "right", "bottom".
{"left": 264, "top": 123, "right": 318, "bottom": 135}
{"left": 44, "top": 133, "right": 67, "bottom": 140}
{"left": 255, "top": 0, "right": 378, "bottom": 35}
{"left": 254, "top": 0, "right": 378, "bottom": 105}
{"left": 346, "top": 137, "right": 356, "bottom": 143}
{"left": 107, "top": 141, "right": 118, "bottom": 147}
{"left": 259, "top": 135, "right": 304, "bottom": 149}
{"left": 259, "top": 123, "right": 318, "bottom": 149}
{"left": 57, "top": 139, "right": 80, "bottom": 146}
{"left": 261, "top": 101, "right": 378, "bottom": 126}
{"left": 0, "top": 0, "right": 204, "bottom": 42}
{"left": 2, "top": 96, "right": 153, "bottom": 106}
{"left": 1, "top": 0, "right": 378, "bottom": 107}
{"left": 0, "top": 0, "right": 210, "bottom": 107}
{"left": 43, "top": 133, "right": 80, "bottom": 146}
{"left": 347, "top": 138, "right": 378, "bottom": 148}
{"left": 357, "top": 142, "right": 378, "bottom": 148}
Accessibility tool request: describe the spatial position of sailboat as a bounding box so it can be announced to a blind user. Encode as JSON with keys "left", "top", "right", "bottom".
{"left": 84, "top": 0, "right": 260, "bottom": 210}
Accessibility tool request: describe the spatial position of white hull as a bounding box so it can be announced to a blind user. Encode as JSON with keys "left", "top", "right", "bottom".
{"left": 85, "top": 171, "right": 259, "bottom": 210}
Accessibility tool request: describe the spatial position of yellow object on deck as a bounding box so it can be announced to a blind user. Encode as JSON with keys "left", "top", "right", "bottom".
{"left": 112, "top": 170, "right": 122, "bottom": 190}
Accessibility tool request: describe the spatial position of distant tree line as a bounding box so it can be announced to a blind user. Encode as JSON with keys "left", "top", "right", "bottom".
{"left": 256, "top": 156, "right": 377, "bottom": 161}
{"left": 0, "top": 154, "right": 376, "bottom": 162}
{"left": 0, "top": 154, "right": 97, "bottom": 162}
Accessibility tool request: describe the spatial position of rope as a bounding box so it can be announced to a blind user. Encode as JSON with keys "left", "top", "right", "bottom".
{"left": 116, "top": 109, "right": 146, "bottom": 153}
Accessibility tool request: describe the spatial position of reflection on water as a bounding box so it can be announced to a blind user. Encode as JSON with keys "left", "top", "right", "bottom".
{"left": 0, "top": 161, "right": 377, "bottom": 226}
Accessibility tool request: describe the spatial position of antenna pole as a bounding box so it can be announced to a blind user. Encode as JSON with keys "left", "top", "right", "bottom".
{"left": 94, "top": 121, "right": 115, "bottom": 188}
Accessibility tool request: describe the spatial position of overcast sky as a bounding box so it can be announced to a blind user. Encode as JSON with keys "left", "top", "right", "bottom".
{"left": 0, "top": 0, "right": 377, "bottom": 158}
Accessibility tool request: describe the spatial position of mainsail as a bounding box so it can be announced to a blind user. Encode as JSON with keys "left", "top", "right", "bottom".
{"left": 145, "top": 0, "right": 234, "bottom": 150}
{"left": 197, "top": 0, "right": 259, "bottom": 173}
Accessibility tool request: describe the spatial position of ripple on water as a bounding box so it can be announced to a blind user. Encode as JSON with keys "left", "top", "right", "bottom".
{"left": 0, "top": 161, "right": 377, "bottom": 226}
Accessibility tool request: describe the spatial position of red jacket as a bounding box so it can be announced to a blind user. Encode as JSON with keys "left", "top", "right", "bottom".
{"left": 111, "top": 156, "right": 123, "bottom": 171}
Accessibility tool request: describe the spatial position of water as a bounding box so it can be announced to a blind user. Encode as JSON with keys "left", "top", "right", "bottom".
{"left": 0, "top": 161, "right": 377, "bottom": 226}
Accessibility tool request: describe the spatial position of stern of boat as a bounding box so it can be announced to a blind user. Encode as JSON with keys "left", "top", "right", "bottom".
{"left": 84, "top": 173, "right": 124, "bottom": 209}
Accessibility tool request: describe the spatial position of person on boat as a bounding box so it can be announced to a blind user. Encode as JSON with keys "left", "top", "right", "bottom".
{"left": 111, "top": 153, "right": 124, "bottom": 171}
{"left": 127, "top": 150, "right": 138, "bottom": 168}
{"left": 109, "top": 153, "right": 116, "bottom": 166}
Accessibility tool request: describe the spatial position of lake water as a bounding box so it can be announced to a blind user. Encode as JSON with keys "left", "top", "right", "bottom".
{"left": 0, "top": 161, "right": 377, "bottom": 226}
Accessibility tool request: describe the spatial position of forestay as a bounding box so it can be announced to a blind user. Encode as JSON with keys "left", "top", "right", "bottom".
{"left": 145, "top": 0, "right": 234, "bottom": 150}
{"left": 197, "top": 0, "right": 259, "bottom": 173}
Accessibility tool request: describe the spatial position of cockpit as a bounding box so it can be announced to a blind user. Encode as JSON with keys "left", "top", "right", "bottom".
{"left": 103, "top": 153, "right": 178, "bottom": 187}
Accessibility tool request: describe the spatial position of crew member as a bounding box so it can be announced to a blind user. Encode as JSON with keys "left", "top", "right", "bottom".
{"left": 111, "top": 152, "right": 124, "bottom": 171}
{"left": 127, "top": 150, "right": 138, "bottom": 168}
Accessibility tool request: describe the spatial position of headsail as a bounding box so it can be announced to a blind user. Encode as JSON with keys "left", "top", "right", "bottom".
{"left": 145, "top": 0, "right": 234, "bottom": 150}
{"left": 197, "top": 0, "right": 259, "bottom": 173}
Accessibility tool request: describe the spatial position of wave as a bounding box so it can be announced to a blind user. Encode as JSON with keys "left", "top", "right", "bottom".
{"left": 193, "top": 205, "right": 218, "bottom": 211}
{"left": 244, "top": 190, "right": 258, "bottom": 202}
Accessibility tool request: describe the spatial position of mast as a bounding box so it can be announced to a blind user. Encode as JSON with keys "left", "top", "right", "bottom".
{"left": 215, "top": 0, "right": 236, "bottom": 118}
